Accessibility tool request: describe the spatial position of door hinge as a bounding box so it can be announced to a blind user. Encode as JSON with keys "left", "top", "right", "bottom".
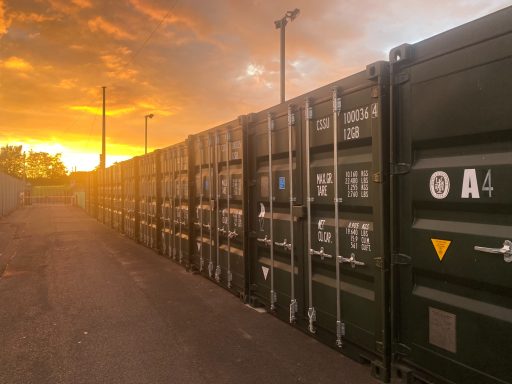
{"left": 393, "top": 342, "right": 411, "bottom": 356}
{"left": 372, "top": 172, "right": 385, "bottom": 183}
{"left": 394, "top": 72, "right": 410, "bottom": 85}
{"left": 374, "top": 257, "right": 384, "bottom": 269}
{"left": 392, "top": 253, "right": 411, "bottom": 266}
{"left": 391, "top": 163, "right": 410, "bottom": 175}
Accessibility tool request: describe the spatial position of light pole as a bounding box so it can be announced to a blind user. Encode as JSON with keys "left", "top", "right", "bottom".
{"left": 275, "top": 8, "right": 300, "bottom": 104}
{"left": 144, "top": 113, "right": 154, "bottom": 154}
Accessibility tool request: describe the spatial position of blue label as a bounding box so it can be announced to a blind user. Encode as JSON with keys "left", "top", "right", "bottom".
{"left": 279, "top": 177, "right": 286, "bottom": 190}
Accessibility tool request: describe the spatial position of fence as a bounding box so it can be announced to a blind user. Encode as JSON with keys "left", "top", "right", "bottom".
{"left": 0, "top": 172, "right": 25, "bottom": 217}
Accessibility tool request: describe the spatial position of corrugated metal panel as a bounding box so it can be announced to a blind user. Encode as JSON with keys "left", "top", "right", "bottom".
{"left": 139, "top": 151, "right": 161, "bottom": 250}
{"left": 190, "top": 120, "right": 248, "bottom": 296}
{"left": 159, "top": 141, "right": 192, "bottom": 264}
{"left": 390, "top": 7, "right": 512, "bottom": 384}
{"left": 112, "top": 163, "right": 123, "bottom": 232}
{"left": 0, "top": 172, "right": 25, "bottom": 217}
{"left": 248, "top": 61, "right": 390, "bottom": 381}
{"left": 122, "top": 158, "right": 139, "bottom": 240}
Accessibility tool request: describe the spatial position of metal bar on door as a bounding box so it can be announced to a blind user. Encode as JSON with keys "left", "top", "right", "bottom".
{"left": 199, "top": 140, "right": 204, "bottom": 271}
{"left": 215, "top": 132, "right": 222, "bottom": 282}
{"left": 288, "top": 106, "right": 297, "bottom": 323}
{"left": 268, "top": 113, "right": 277, "bottom": 310}
{"left": 208, "top": 134, "right": 214, "bottom": 277}
{"left": 305, "top": 98, "right": 316, "bottom": 333}
{"left": 226, "top": 131, "right": 233, "bottom": 288}
{"left": 332, "top": 88, "right": 343, "bottom": 348}
{"left": 178, "top": 147, "right": 183, "bottom": 263}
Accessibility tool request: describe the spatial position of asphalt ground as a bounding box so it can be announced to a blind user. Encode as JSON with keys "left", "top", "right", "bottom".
{"left": 0, "top": 205, "right": 379, "bottom": 384}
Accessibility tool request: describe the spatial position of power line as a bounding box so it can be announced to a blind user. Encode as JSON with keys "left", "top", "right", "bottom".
{"left": 128, "top": 0, "right": 180, "bottom": 66}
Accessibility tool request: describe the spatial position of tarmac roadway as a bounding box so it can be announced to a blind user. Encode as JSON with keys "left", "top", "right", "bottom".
{"left": 0, "top": 205, "right": 379, "bottom": 384}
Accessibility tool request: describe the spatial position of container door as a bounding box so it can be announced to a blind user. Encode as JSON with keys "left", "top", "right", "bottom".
{"left": 248, "top": 107, "right": 304, "bottom": 323}
{"left": 391, "top": 13, "right": 512, "bottom": 384}
{"left": 304, "top": 65, "right": 389, "bottom": 380}
{"left": 216, "top": 127, "right": 246, "bottom": 295}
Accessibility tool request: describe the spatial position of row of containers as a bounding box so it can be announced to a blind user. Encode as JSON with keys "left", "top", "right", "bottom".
{"left": 85, "top": 8, "right": 511, "bottom": 384}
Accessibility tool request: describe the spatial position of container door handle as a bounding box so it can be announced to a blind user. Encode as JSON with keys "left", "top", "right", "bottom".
{"left": 257, "top": 235, "right": 272, "bottom": 246}
{"left": 474, "top": 240, "right": 512, "bottom": 263}
{"left": 275, "top": 238, "right": 292, "bottom": 251}
{"left": 309, "top": 247, "right": 332, "bottom": 260}
{"left": 338, "top": 253, "right": 365, "bottom": 268}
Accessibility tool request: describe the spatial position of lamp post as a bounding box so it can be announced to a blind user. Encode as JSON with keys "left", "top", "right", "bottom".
{"left": 275, "top": 8, "right": 300, "bottom": 104}
{"left": 144, "top": 113, "right": 154, "bottom": 155}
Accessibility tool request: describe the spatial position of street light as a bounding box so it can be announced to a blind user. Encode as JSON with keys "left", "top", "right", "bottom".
{"left": 275, "top": 8, "right": 300, "bottom": 104}
{"left": 144, "top": 113, "right": 154, "bottom": 154}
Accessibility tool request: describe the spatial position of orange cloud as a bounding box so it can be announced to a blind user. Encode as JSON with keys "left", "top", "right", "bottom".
{"left": 100, "top": 51, "right": 138, "bottom": 80}
{"left": 88, "top": 16, "right": 135, "bottom": 40}
{"left": 56, "top": 78, "right": 78, "bottom": 89}
{"left": 46, "top": 0, "right": 91, "bottom": 15}
{"left": 0, "top": 0, "right": 8, "bottom": 36}
{"left": 71, "top": 0, "right": 92, "bottom": 8}
{"left": 2, "top": 56, "right": 33, "bottom": 71}
{"left": 10, "top": 12, "right": 59, "bottom": 23}
{"left": 69, "top": 105, "right": 136, "bottom": 116}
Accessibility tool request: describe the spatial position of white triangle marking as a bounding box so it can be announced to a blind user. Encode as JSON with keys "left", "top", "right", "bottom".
{"left": 262, "top": 266, "right": 269, "bottom": 281}
{"left": 197, "top": 242, "right": 201, "bottom": 251}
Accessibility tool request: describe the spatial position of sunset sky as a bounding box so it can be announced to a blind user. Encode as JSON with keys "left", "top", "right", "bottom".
{"left": 0, "top": 0, "right": 509, "bottom": 171}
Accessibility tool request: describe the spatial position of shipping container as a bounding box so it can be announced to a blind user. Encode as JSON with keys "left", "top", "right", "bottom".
{"left": 389, "top": 7, "right": 512, "bottom": 384}
{"left": 97, "top": 168, "right": 105, "bottom": 223}
{"left": 248, "top": 61, "right": 391, "bottom": 381}
{"left": 247, "top": 104, "right": 305, "bottom": 320}
{"left": 122, "top": 157, "right": 139, "bottom": 240}
{"left": 104, "top": 166, "right": 113, "bottom": 228}
{"left": 162, "top": 141, "right": 191, "bottom": 266}
{"left": 112, "top": 162, "right": 123, "bottom": 232}
{"left": 190, "top": 119, "right": 248, "bottom": 296}
{"left": 86, "top": 170, "right": 98, "bottom": 218}
{"left": 139, "top": 151, "right": 161, "bottom": 250}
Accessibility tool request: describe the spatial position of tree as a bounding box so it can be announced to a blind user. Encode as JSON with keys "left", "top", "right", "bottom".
{"left": 25, "top": 150, "right": 68, "bottom": 181}
{"left": 0, "top": 145, "right": 25, "bottom": 178}
{"left": 0, "top": 145, "right": 68, "bottom": 183}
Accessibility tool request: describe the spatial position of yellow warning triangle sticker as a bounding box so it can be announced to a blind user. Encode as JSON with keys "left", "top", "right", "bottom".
{"left": 431, "top": 239, "right": 452, "bottom": 261}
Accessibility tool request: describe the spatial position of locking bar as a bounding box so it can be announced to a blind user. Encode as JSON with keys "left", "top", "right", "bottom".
{"left": 199, "top": 138, "right": 204, "bottom": 271}
{"left": 208, "top": 134, "right": 214, "bottom": 277}
{"left": 178, "top": 147, "right": 183, "bottom": 264}
{"left": 215, "top": 132, "right": 221, "bottom": 281}
{"left": 287, "top": 105, "right": 297, "bottom": 324}
{"left": 305, "top": 98, "right": 315, "bottom": 333}
{"left": 268, "top": 113, "right": 276, "bottom": 311}
{"left": 171, "top": 148, "right": 177, "bottom": 260}
{"left": 333, "top": 88, "right": 343, "bottom": 348}
{"left": 226, "top": 131, "right": 232, "bottom": 288}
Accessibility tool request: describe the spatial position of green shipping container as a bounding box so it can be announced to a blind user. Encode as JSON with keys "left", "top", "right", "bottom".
{"left": 390, "top": 6, "right": 512, "bottom": 384}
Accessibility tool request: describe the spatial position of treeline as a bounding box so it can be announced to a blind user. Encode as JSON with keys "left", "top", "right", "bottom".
{"left": 0, "top": 145, "right": 68, "bottom": 185}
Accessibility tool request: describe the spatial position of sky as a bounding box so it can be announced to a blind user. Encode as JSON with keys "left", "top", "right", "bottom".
{"left": 0, "top": 0, "right": 510, "bottom": 171}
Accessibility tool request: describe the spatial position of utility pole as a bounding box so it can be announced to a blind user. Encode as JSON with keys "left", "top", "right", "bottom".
{"left": 275, "top": 9, "right": 300, "bottom": 104}
{"left": 101, "top": 86, "right": 106, "bottom": 169}
{"left": 144, "top": 114, "right": 154, "bottom": 155}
